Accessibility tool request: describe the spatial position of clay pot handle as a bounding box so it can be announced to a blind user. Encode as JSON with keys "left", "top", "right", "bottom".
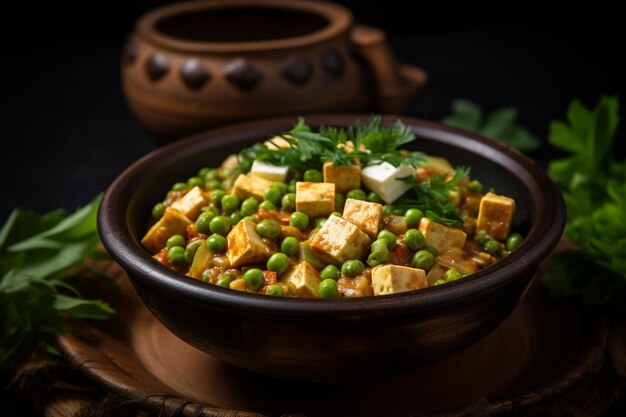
{"left": 350, "top": 24, "right": 427, "bottom": 113}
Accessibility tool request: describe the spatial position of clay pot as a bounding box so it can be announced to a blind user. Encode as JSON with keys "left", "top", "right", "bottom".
{"left": 121, "top": 0, "right": 427, "bottom": 141}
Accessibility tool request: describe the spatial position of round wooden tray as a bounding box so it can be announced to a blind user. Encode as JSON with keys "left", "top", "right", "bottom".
{"left": 58, "top": 262, "right": 611, "bottom": 417}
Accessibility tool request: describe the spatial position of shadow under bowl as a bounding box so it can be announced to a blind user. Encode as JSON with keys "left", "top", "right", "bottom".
{"left": 98, "top": 115, "right": 565, "bottom": 381}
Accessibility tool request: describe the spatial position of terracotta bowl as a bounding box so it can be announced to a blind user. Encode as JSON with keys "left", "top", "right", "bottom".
{"left": 121, "top": 0, "right": 427, "bottom": 141}
{"left": 98, "top": 115, "right": 565, "bottom": 381}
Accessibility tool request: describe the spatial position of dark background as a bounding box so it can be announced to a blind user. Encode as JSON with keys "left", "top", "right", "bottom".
{"left": 0, "top": 1, "right": 624, "bottom": 415}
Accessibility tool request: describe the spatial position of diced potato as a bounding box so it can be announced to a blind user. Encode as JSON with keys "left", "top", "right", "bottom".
{"left": 323, "top": 161, "right": 360, "bottom": 194}
{"left": 264, "top": 135, "right": 291, "bottom": 150}
{"left": 280, "top": 261, "right": 322, "bottom": 298}
{"left": 476, "top": 192, "right": 516, "bottom": 240}
{"left": 226, "top": 220, "right": 271, "bottom": 267}
{"left": 342, "top": 198, "right": 383, "bottom": 239}
{"left": 418, "top": 217, "right": 467, "bottom": 254}
{"left": 187, "top": 241, "right": 210, "bottom": 279}
{"left": 250, "top": 160, "right": 289, "bottom": 182}
{"left": 232, "top": 174, "right": 274, "bottom": 201}
{"left": 141, "top": 207, "right": 192, "bottom": 254}
{"left": 169, "top": 186, "right": 208, "bottom": 220}
{"left": 360, "top": 162, "right": 416, "bottom": 204}
{"left": 309, "top": 215, "right": 371, "bottom": 265}
{"left": 371, "top": 265, "right": 427, "bottom": 295}
{"left": 295, "top": 182, "right": 335, "bottom": 218}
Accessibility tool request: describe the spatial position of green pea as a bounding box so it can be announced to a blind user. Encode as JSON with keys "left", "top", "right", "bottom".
{"left": 221, "top": 194, "right": 240, "bottom": 214}
{"left": 210, "top": 189, "right": 226, "bottom": 207}
{"left": 166, "top": 234, "right": 186, "bottom": 249}
{"left": 229, "top": 210, "right": 242, "bottom": 225}
{"left": 152, "top": 202, "right": 165, "bottom": 219}
{"left": 196, "top": 211, "right": 216, "bottom": 233}
{"left": 319, "top": 279, "right": 339, "bottom": 298}
{"left": 423, "top": 245, "right": 438, "bottom": 257}
{"left": 167, "top": 246, "right": 186, "bottom": 266}
{"left": 303, "top": 169, "right": 323, "bottom": 182}
{"left": 507, "top": 233, "right": 523, "bottom": 251}
{"left": 187, "top": 176, "right": 204, "bottom": 188}
{"left": 404, "top": 208, "right": 424, "bottom": 228}
{"left": 267, "top": 253, "right": 290, "bottom": 276}
{"left": 404, "top": 229, "right": 425, "bottom": 251}
{"left": 172, "top": 182, "right": 189, "bottom": 191}
{"left": 209, "top": 216, "right": 231, "bottom": 235}
{"left": 287, "top": 180, "right": 297, "bottom": 193}
{"left": 221, "top": 178, "right": 235, "bottom": 190}
{"left": 243, "top": 268, "right": 265, "bottom": 291}
{"left": 281, "top": 237, "right": 299, "bottom": 258}
{"left": 331, "top": 211, "right": 342, "bottom": 217}
{"left": 265, "top": 283, "right": 284, "bottom": 296}
{"left": 411, "top": 250, "right": 434, "bottom": 270}
{"left": 433, "top": 279, "right": 447, "bottom": 286}
{"left": 367, "top": 192, "right": 383, "bottom": 204}
{"left": 367, "top": 239, "right": 390, "bottom": 267}
{"left": 197, "top": 167, "right": 211, "bottom": 180}
{"left": 315, "top": 218, "right": 327, "bottom": 228}
{"left": 216, "top": 273, "right": 234, "bottom": 288}
{"left": 467, "top": 180, "right": 483, "bottom": 194}
{"left": 243, "top": 215, "right": 259, "bottom": 223}
{"left": 184, "top": 240, "right": 203, "bottom": 262}
{"left": 207, "top": 179, "right": 223, "bottom": 190}
{"left": 263, "top": 187, "right": 282, "bottom": 205}
{"left": 321, "top": 264, "right": 340, "bottom": 281}
{"left": 256, "top": 220, "right": 281, "bottom": 240}
{"left": 383, "top": 205, "right": 405, "bottom": 215}
{"left": 201, "top": 206, "right": 220, "bottom": 216}
{"left": 474, "top": 230, "right": 491, "bottom": 246}
{"left": 202, "top": 169, "right": 220, "bottom": 181}
{"left": 271, "top": 181, "right": 289, "bottom": 195}
{"left": 377, "top": 230, "right": 397, "bottom": 250}
{"left": 240, "top": 197, "right": 260, "bottom": 216}
{"left": 346, "top": 189, "right": 367, "bottom": 201}
{"left": 335, "top": 193, "right": 346, "bottom": 210}
{"left": 206, "top": 234, "right": 227, "bottom": 252}
{"left": 289, "top": 211, "right": 309, "bottom": 231}
{"left": 281, "top": 193, "right": 296, "bottom": 211}
{"left": 445, "top": 268, "right": 463, "bottom": 282}
{"left": 259, "top": 200, "right": 277, "bottom": 211}
{"left": 341, "top": 259, "right": 365, "bottom": 278}
{"left": 484, "top": 240, "right": 501, "bottom": 255}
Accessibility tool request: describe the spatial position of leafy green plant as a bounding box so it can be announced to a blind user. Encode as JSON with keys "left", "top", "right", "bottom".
{"left": 442, "top": 99, "right": 541, "bottom": 152}
{"left": 0, "top": 195, "right": 114, "bottom": 370}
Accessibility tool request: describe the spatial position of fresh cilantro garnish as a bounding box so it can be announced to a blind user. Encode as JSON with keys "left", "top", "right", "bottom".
{"left": 0, "top": 195, "right": 115, "bottom": 369}
{"left": 442, "top": 99, "right": 541, "bottom": 152}
{"left": 542, "top": 95, "right": 626, "bottom": 309}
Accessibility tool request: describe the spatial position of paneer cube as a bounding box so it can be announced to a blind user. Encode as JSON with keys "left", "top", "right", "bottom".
{"left": 295, "top": 182, "right": 335, "bottom": 218}
{"left": 170, "top": 186, "right": 208, "bottom": 220}
{"left": 280, "top": 261, "right": 322, "bottom": 298}
{"left": 250, "top": 160, "right": 289, "bottom": 182}
{"left": 476, "top": 192, "right": 516, "bottom": 240}
{"left": 309, "top": 215, "right": 371, "bottom": 265}
{"left": 418, "top": 217, "right": 467, "bottom": 254}
{"left": 232, "top": 174, "right": 274, "bottom": 201}
{"left": 342, "top": 198, "right": 383, "bottom": 238}
{"left": 226, "top": 220, "right": 271, "bottom": 267}
{"left": 361, "top": 162, "right": 416, "bottom": 204}
{"left": 141, "top": 207, "right": 192, "bottom": 254}
{"left": 371, "top": 265, "right": 427, "bottom": 295}
{"left": 323, "top": 161, "right": 360, "bottom": 194}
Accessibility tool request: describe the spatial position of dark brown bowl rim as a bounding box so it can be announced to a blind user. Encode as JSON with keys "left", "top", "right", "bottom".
{"left": 98, "top": 115, "right": 565, "bottom": 319}
{"left": 136, "top": 0, "right": 352, "bottom": 54}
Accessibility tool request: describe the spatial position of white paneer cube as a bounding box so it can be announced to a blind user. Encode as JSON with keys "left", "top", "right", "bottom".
{"left": 169, "top": 186, "right": 208, "bottom": 220}
{"left": 323, "top": 161, "right": 360, "bottom": 194}
{"left": 232, "top": 174, "right": 274, "bottom": 201}
{"left": 418, "top": 217, "right": 467, "bottom": 254}
{"left": 295, "top": 182, "right": 335, "bottom": 218}
{"left": 280, "top": 261, "right": 322, "bottom": 298}
{"left": 342, "top": 198, "right": 383, "bottom": 239}
{"left": 250, "top": 160, "right": 289, "bottom": 183}
{"left": 226, "top": 220, "right": 271, "bottom": 267}
{"left": 309, "top": 215, "right": 371, "bottom": 265}
{"left": 361, "top": 162, "right": 416, "bottom": 204}
{"left": 372, "top": 265, "right": 427, "bottom": 295}
{"left": 141, "top": 207, "right": 192, "bottom": 254}
{"left": 476, "top": 192, "right": 516, "bottom": 240}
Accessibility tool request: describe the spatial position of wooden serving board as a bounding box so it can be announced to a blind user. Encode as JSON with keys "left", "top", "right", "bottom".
{"left": 57, "top": 261, "right": 616, "bottom": 417}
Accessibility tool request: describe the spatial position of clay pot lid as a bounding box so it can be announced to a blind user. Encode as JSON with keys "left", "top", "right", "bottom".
{"left": 136, "top": 0, "right": 353, "bottom": 54}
